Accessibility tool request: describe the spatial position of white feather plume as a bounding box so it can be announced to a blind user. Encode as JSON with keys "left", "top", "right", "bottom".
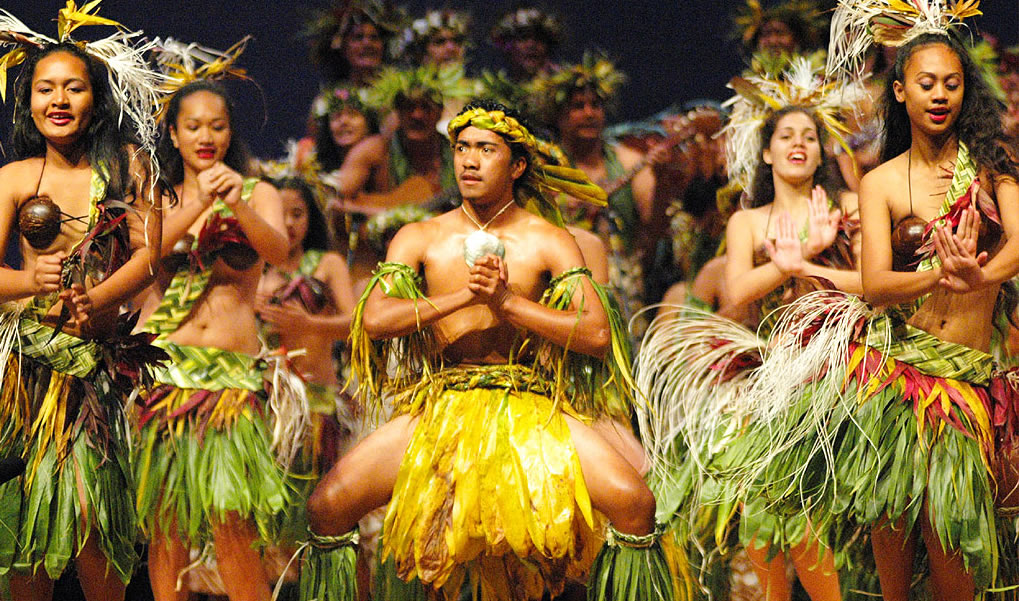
{"left": 722, "top": 54, "right": 865, "bottom": 193}
{"left": 87, "top": 32, "right": 166, "bottom": 158}
{"left": 0, "top": 10, "right": 56, "bottom": 47}
{"left": 826, "top": 0, "right": 972, "bottom": 86}
{"left": 256, "top": 139, "right": 303, "bottom": 180}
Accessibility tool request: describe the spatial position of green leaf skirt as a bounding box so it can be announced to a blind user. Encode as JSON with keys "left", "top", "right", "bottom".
{"left": 0, "top": 347, "right": 137, "bottom": 583}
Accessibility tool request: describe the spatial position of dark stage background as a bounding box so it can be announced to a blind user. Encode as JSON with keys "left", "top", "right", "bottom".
{"left": 0, "top": 1, "right": 1017, "bottom": 599}
{"left": 1, "top": 0, "right": 1017, "bottom": 161}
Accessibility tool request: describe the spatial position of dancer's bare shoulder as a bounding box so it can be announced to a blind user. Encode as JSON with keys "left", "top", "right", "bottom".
{"left": 0, "top": 158, "right": 45, "bottom": 204}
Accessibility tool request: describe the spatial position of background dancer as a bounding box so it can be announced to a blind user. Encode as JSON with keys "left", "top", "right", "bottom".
{"left": 257, "top": 176, "right": 355, "bottom": 469}
{"left": 636, "top": 54, "right": 863, "bottom": 601}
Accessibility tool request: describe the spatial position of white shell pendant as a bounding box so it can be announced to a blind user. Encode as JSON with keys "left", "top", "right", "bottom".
{"left": 463, "top": 229, "right": 505, "bottom": 267}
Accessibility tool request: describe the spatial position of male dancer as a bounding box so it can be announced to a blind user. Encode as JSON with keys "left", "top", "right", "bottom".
{"left": 302, "top": 101, "right": 671, "bottom": 600}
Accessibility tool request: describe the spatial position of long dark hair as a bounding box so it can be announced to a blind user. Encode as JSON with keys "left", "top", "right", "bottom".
{"left": 11, "top": 43, "right": 150, "bottom": 201}
{"left": 156, "top": 80, "right": 253, "bottom": 185}
{"left": 881, "top": 32, "right": 1018, "bottom": 179}
{"left": 273, "top": 177, "right": 329, "bottom": 251}
{"left": 311, "top": 19, "right": 392, "bottom": 82}
{"left": 314, "top": 107, "right": 379, "bottom": 171}
{"left": 748, "top": 105, "right": 837, "bottom": 207}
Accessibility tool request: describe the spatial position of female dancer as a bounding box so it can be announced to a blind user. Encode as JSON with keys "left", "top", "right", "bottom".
{"left": 305, "top": 1, "right": 402, "bottom": 140}
{"left": 133, "top": 79, "right": 289, "bottom": 601}
{"left": 841, "top": 30, "right": 1019, "bottom": 601}
{"left": 723, "top": 104, "right": 858, "bottom": 601}
{"left": 297, "top": 85, "right": 378, "bottom": 176}
{"left": 733, "top": 3, "right": 1019, "bottom": 597}
{"left": 257, "top": 176, "right": 355, "bottom": 468}
{"left": 636, "top": 56, "right": 863, "bottom": 601}
{"left": 252, "top": 176, "right": 363, "bottom": 594}
{"left": 0, "top": 10, "right": 164, "bottom": 600}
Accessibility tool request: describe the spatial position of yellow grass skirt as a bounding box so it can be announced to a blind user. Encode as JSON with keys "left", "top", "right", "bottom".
{"left": 382, "top": 376, "right": 603, "bottom": 599}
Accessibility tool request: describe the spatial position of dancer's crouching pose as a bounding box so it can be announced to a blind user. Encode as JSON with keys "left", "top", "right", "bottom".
{"left": 302, "top": 100, "right": 673, "bottom": 601}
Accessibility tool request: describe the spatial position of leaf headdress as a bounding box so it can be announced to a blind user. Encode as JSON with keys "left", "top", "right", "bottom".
{"left": 448, "top": 106, "right": 607, "bottom": 226}
{"left": 0, "top": 1, "right": 166, "bottom": 160}
{"left": 363, "top": 63, "right": 473, "bottom": 111}
{"left": 530, "top": 51, "right": 626, "bottom": 126}
{"left": 969, "top": 36, "right": 1007, "bottom": 102}
{"left": 304, "top": 0, "right": 406, "bottom": 73}
{"left": 310, "top": 82, "right": 375, "bottom": 127}
{"left": 490, "top": 7, "right": 564, "bottom": 51}
{"left": 722, "top": 52, "right": 866, "bottom": 191}
{"left": 732, "top": 0, "right": 828, "bottom": 51}
{"left": 826, "top": 0, "right": 982, "bottom": 85}
{"left": 306, "top": 0, "right": 406, "bottom": 41}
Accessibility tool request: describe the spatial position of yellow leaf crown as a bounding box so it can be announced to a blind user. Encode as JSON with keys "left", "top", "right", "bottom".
{"left": 448, "top": 106, "right": 608, "bottom": 227}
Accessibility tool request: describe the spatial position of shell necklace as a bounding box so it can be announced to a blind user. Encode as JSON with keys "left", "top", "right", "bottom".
{"left": 461, "top": 199, "right": 514, "bottom": 266}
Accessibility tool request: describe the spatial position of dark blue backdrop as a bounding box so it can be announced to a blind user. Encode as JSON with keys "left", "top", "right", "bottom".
{"left": 2, "top": 0, "right": 1017, "bottom": 160}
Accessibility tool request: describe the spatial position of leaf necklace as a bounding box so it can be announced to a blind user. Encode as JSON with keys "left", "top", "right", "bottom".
{"left": 461, "top": 199, "right": 514, "bottom": 267}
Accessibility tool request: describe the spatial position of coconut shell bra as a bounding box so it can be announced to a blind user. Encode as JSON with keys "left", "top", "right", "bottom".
{"left": 17, "top": 158, "right": 89, "bottom": 250}
{"left": 159, "top": 180, "right": 260, "bottom": 274}
{"left": 890, "top": 212, "right": 1001, "bottom": 272}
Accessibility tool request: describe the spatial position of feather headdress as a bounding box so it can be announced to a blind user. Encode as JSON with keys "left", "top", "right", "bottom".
{"left": 826, "top": 0, "right": 982, "bottom": 85}
{"left": 722, "top": 52, "right": 866, "bottom": 192}
{"left": 448, "top": 105, "right": 607, "bottom": 226}
{"left": 256, "top": 140, "right": 333, "bottom": 210}
{"left": 150, "top": 35, "right": 250, "bottom": 122}
{"left": 0, "top": 1, "right": 165, "bottom": 158}
{"left": 530, "top": 51, "right": 627, "bottom": 125}
{"left": 257, "top": 140, "right": 309, "bottom": 181}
